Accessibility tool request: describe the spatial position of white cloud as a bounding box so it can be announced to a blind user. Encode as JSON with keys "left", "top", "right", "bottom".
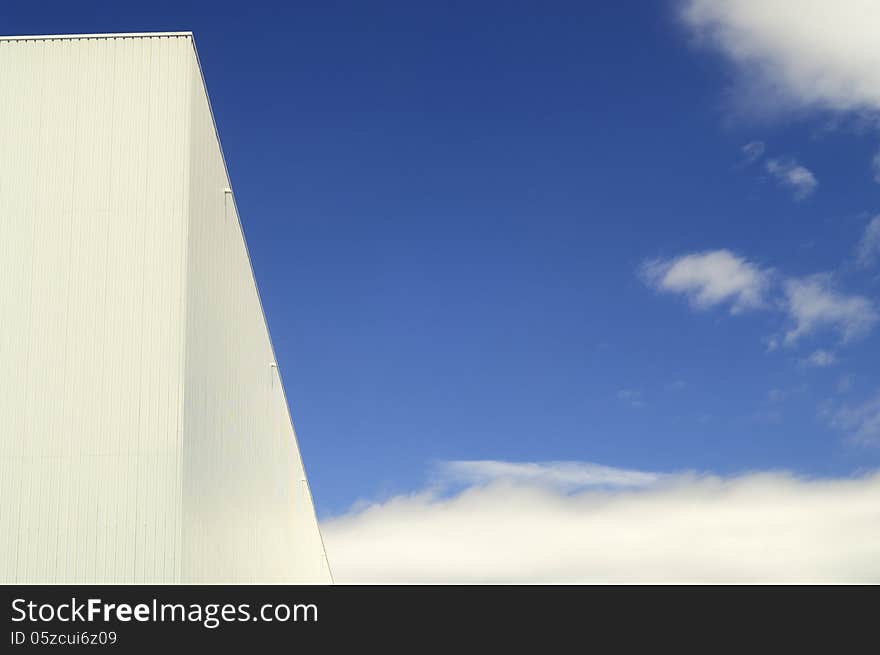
{"left": 802, "top": 349, "right": 837, "bottom": 367}
{"left": 641, "top": 249, "right": 770, "bottom": 313}
{"left": 741, "top": 140, "right": 765, "bottom": 163}
{"left": 764, "top": 158, "right": 818, "bottom": 200}
{"left": 322, "top": 461, "right": 880, "bottom": 583}
{"left": 642, "top": 252, "right": 878, "bottom": 349}
{"left": 783, "top": 274, "right": 878, "bottom": 345}
{"left": 856, "top": 215, "right": 880, "bottom": 268}
{"left": 828, "top": 391, "right": 880, "bottom": 444}
{"left": 441, "top": 460, "right": 662, "bottom": 491}
{"left": 680, "top": 0, "right": 880, "bottom": 114}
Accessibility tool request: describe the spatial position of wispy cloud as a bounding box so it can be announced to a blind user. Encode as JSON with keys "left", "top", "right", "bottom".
{"left": 616, "top": 389, "right": 645, "bottom": 409}
{"left": 783, "top": 274, "right": 878, "bottom": 345}
{"left": 765, "top": 158, "right": 818, "bottom": 200}
{"left": 641, "top": 249, "right": 770, "bottom": 313}
{"left": 440, "top": 460, "right": 662, "bottom": 491}
{"left": 680, "top": 0, "right": 880, "bottom": 115}
{"left": 856, "top": 215, "right": 880, "bottom": 268}
{"left": 827, "top": 391, "right": 880, "bottom": 445}
{"left": 765, "top": 384, "right": 807, "bottom": 404}
{"left": 641, "top": 251, "right": 878, "bottom": 349}
{"left": 322, "top": 461, "right": 880, "bottom": 583}
{"left": 741, "top": 140, "right": 765, "bottom": 163}
{"left": 767, "top": 388, "right": 786, "bottom": 403}
{"left": 802, "top": 349, "right": 837, "bottom": 368}
{"left": 738, "top": 142, "right": 818, "bottom": 200}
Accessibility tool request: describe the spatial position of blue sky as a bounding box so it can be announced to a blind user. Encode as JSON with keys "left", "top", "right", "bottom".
{"left": 6, "top": 0, "right": 880, "bottom": 537}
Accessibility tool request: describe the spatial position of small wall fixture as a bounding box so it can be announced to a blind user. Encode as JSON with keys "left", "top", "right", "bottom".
{"left": 223, "top": 188, "right": 233, "bottom": 221}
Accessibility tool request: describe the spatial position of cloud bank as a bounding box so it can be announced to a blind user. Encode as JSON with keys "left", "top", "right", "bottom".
{"left": 321, "top": 460, "right": 880, "bottom": 583}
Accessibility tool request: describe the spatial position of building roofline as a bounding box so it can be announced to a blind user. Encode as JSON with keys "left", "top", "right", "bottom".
{"left": 0, "top": 31, "right": 193, "bottom": 42}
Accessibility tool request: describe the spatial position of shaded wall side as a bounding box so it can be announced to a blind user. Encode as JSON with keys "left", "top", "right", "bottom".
{"left": 0, "top": 36, "right": 191, "bottom": 583}
{"left": 180, "top": 52, "right": 331, "bottom": 583}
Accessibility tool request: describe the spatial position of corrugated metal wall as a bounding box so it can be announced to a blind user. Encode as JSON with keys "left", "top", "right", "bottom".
{"left": 181, "top": 45, "right": 332, "bottom": 583}
{"left": 0, "top": 34, "right": 331, "bottom": 583}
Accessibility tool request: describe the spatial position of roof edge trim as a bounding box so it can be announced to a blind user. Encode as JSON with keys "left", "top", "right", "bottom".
{"left": 0, "top": 31, "right": 193, "bottom": 42}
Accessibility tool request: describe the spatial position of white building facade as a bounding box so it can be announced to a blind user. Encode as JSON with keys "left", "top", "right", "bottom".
{"left": 0, "top": 33, "right": 332, "bottom": 583}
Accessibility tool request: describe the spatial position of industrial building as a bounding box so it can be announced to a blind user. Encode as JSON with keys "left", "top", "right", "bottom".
{"left": 0, "top": 32, "right": 332, "bottom": 583}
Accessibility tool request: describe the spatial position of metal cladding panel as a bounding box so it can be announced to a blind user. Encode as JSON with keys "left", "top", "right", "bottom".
{"left": 0, "top": 34, "right": 330, "bottom": 583}
{"left": 181, "top": 53, "right": 331, "bottom": 583}
{"left": 0, "top": 35, "right": 191, "bottom": 583}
